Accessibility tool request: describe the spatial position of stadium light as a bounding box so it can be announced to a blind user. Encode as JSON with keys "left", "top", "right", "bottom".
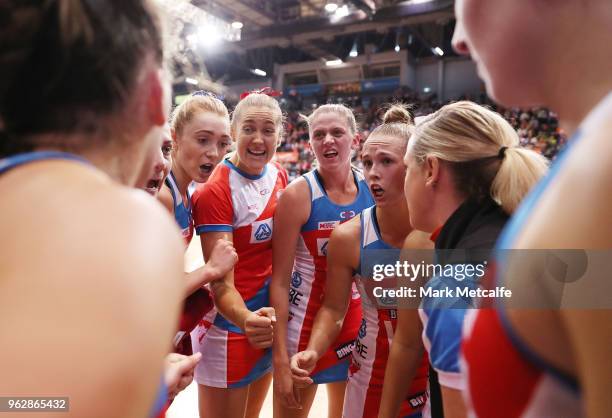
{"left": 326, "top": 59, "right": 343, "bottom": 66}
{"left": 335, "top": 5, "right": 350, "bottom": 18}
{"left": 423, "top": 86, "right": 431, "bottom": 93}
{"left": 325, "top": 3, "right": 338, "bottom": 13}
{"left": 250, "top": 68, "right": 267, "bottom": 77}
{"left": 349, "top": 41, "right": 358, "bottom": 58}
{"left": 433, "top": 46, "right": 444, "bottom": 56}
{"left": 186, "top": 77, "right": 199, "bottom": 85}
{"left": 231, "top": 21, "right": 243, "bottom": 29}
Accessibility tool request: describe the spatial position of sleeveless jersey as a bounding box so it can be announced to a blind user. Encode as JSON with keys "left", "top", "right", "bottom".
{"left": 164, "top": 171, "right": 194, "bottom": 244}
{"left": 347, "top": 206, "right": 429, "bottom": 418}
{"left": 287, "top": 168, "right": 374, "bottom": 381}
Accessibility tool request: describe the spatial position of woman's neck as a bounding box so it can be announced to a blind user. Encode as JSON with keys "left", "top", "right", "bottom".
{"left": 317, "top": 163, "right": 354, "bottom": 193}
{"left": 433, "top": 187, "right": 465, "bottom": 232}
{"left": 171, "top": 159, "right": 191, "bottom": 197}
{"left": 376, "top": 201, "right": 413, "bottom": 248}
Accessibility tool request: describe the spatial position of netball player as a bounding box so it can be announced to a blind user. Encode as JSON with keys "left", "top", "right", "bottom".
{"left": 289, "top": 105, "right": 431, "bottom": 418}
{"left": 191, "top": 92, "right": 288, "bottom": 418}
{"left": 157, "top": 94, "right": 238, "bottom": 356}
{"left": 271, "top": 104, "right": 374, "bottom": 417}
{"left": 379, "top": 101, "right": 547, "bottom": 418}
{"left": 0, "top": 2, "right": 184, "bottom": 417}
{"left": 452, "top": 1, "right": 612, "bottom": 417}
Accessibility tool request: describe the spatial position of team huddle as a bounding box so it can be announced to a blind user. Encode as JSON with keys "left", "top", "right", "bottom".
{"left": 1, "top": 1, "right": 611, "bottom": 418}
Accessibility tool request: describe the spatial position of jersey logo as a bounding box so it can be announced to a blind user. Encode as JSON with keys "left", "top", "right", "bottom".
{"left": 250, "top": 219, "right": 273, "bottom": 243}
{"left": 340, "top": 210, "right": 356, "bottom": 219}
{"left": 259, "top": 188, "right": 270, "bottom": 196}
{"left": 255, "top": 224, "right": 272, "bottom": 240}
{"left": 291, "top": 271, "right": 302, "bottom": 288}
{"left": 358, "top": 318, "right": 367, "bottom": 338}
{"left": 317, "top": 238, "right": 329, "bottom": 256}
{"left": 335, "top": 341, "right": 354, "bottom": 360}
{"left": 318, "top": 221, "right": 339, "bottom": 230}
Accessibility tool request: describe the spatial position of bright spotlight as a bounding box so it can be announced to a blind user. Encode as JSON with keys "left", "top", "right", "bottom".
{"left": 250, "top": 68, "right": 267, "bottom": 77}
{"left": 231, "top": 21, "right": 243, "bottom": 29}
{"left": 335, "top": 5, "right": 349, "bottom": 18}
{"left": 326, "top": 59, "right": 343, "bottom": 66}
{"left": 325, "top": 3, "right": 338, "bottom": 13}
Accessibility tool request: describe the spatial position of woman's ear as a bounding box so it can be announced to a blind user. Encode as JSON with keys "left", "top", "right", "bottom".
{"left": 425, "top": 155, "right": 441, "bottom": 188}
{"left": 351, "top": 132, "right": 362, "bottom": 150}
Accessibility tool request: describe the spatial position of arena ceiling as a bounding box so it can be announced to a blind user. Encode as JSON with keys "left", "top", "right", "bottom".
{"left": 168, "top": 0, "right": 456, "bottom": 86}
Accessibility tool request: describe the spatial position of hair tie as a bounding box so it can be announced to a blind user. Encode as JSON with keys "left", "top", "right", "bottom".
{"left": 498, "top": 146, "right": 508, "bottom": 159}
{"left": 240, "top": 87, "right": 281, "bottom": 100}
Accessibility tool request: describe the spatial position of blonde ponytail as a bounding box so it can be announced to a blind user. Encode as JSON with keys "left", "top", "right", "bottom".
{"left": 410, "top": 101, "right": 548, "bottom": 214}
{"left": 492, "top": 146, "right": 548, "bottom": 213}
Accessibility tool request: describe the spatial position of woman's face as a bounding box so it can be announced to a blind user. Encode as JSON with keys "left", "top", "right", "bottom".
{"left": 309, "top": 112, "right": 357, "bottom": 171}
{"left": 452, "top": 0, "right": 559, "bottom": 107}
{"left": 232, "top": 106, "right": 280, "bottom": 176}
{"left": 361, "top": 135, "right": 406, "bottom": 208}
{"left": 173, "top": 112, "right": 231, "bottom": 183}
{"left": 403, "top": 146, "right": 436, "bottom": 232}
{"left": 143, "top": 127, "right": 172, "bottom": 196}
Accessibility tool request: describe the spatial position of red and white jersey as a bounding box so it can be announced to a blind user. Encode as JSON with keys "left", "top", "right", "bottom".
{"left": 192, "top": 158, "right": 288, "bottom": 301}
{"left": 286, "top": 169, "right": 374, "bottom": 380}
{"left": 346, "top": 207, "right": 429, "bottom": 418}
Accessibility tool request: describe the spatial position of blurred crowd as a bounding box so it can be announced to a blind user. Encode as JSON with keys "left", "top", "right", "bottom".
{"left": 274, "top": 89, "right": 567, "bottom": 181}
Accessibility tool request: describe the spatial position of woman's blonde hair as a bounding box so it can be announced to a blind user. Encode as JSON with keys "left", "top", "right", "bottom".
{"left": 409, "top": 101, "right": 548, "bottom": 214}
{"left": 301, "top": 104, "right": 357, "bottom": 137}
{"left": 170, "top": 94, "right": 229, "bottom": 136}
{"left": 231, "top": 93, "right": 284, "bottom": 138}
{"left": 367, "top": 103, "right": 415, "bottom": 146}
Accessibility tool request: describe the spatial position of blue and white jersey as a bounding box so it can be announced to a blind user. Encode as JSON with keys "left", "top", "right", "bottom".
{"left": 348, "top": 206, "right": 429, "bottom": 418}
{"left": 165, "top": 171, "right": 193, "bottom": 244}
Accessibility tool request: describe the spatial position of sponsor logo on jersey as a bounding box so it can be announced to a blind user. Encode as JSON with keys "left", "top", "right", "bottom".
{"left": 408, "top": 392, "right": 427, "bottom": 408}
{"left": 291, "top": 271, "right": 303, "bottom": 288}
{"left": 259, "top": 188, "right": 270, "bottom": 196}
{"left": 340, "top": 210, "right": 356, "bottom": 219}
{"left": 255, "top": 223, "right": 272, "bottom": 240}
{"left": 358, "top": 318, "right": 367, "bottom": 338}
{"left": 250, "top": 219, "right": 273, "bottom": 243}
{"left": 289, "top": 287, "right": 303, "bottom": 306}
{"left": 318, "top": 221, "right": 339, "bottom": 230}
{"left": 335, "top": 341, "right": 355, "bottom": 360}
{"left": 317, "top": 238, "right": 329, "bottom": 256}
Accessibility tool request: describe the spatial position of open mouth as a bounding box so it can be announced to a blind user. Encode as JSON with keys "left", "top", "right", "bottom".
{"left": 323, "top": 150, "right": 338, "bottom": 159}
{"left": 247, "top": 149, "right": 266, "bottom": 157}
{"left": 144, "top": 178, "right": 162, "bottom": 195}
{"left": 370, "top": 184, "right": 384, "bottom": 198}
{"left": 199, "top": 163, "right": 214, "bottom": 175}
